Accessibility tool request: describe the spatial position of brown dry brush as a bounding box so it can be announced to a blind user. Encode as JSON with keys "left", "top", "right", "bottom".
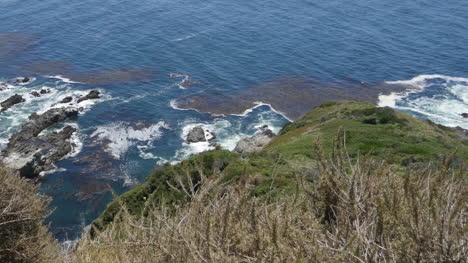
{"left": 0, "top": 166, "right": 62, "bottom": 263}
{"left": 70, "top": 141, "right": 468, "bottom": 263}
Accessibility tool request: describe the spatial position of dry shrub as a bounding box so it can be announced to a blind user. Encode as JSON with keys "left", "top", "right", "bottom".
{"left": 71, "top": 148, "right": 467, "bottom": 262}
{"left": 0, "top": 166, "right": 62, "bottom": 263}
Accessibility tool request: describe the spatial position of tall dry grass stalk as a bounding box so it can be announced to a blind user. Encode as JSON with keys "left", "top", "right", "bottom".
{"left": 70, "top": 142, "right": 468, "bottom": 263}
{"left": 0, "top": 166, "right": 62, "bottom": 263}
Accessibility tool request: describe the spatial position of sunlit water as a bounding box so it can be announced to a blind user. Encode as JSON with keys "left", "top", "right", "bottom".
{"left": 0, "top": 0, "right": 467, "bottom": 241}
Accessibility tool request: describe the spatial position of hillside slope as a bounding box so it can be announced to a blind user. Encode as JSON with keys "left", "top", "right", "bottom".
{"left": 92, "top": 101, "right": 468, "bottom": 232}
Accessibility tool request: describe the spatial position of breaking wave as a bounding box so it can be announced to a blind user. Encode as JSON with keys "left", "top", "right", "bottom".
{"left": 378, "top": 74, "right": 468, "bottom": 129}
{"left": 90, "top": 121, "right": 169, "bottom": 160}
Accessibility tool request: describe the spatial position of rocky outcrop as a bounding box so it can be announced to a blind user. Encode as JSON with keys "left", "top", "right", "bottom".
{"left": 60, "top": 96, "right": 73, "bottom": 104}
{"left": 15, "top": 77, "right": 30, "bottom": 84}
{"left": 0, "top": 94, "right": 25, "bottom": 112}
{"left": 78, "top": 90, "right": 100, "bottom": 103}
{"left": 3, "top": 126, "right": 77, "bottom": 178}
{"left": 186, "top": 126, "right": 216, "bottom": 143}
{"left": 234, "top": 125, "right": 275, "bottom": 154}
{"left": 40, "top": 88, "right": 50, "bottom": 94}
{"left": 1, "top": 107, "right": 80, "bottom": 178}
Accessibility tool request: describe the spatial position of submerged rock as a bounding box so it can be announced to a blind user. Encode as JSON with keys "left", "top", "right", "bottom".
{"left": 234, "top": 125, "right": 275, "bottom": 154}
{"left": 186, "top": 126, "right": 216, "bottom": 144}
{"left": 2, "top": 107, "right": 80, "bottom": 178}
{"left": 78, "top": 90, "right": 100, "bottom": 103}
{"left": 0, "top": 94, "right": 25, "bottom": 112}
{"left": 60, "top": 96, "right": 73, "bottom": 104}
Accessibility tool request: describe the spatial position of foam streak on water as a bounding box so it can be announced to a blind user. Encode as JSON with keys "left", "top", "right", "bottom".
{"left": 90, "top": 121, "right": 169, "bottom": 160}
{"left": 378, "top": 75, "right": 468, "bottom": 129}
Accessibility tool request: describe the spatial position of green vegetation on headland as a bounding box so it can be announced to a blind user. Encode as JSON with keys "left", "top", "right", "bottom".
{"left": 1, "top": 101, "right": 467, "bottom": 262}
{"left": 93, "top": 101, "right": 468, "bottom": 233}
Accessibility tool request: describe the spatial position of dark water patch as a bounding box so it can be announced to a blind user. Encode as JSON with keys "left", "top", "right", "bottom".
{"left": 0, "top": 33, "right": 39, "bottom": 65}
{"left": 72, "top": 148, "right": 120, "bottom": 177}
{"left": 20, "top": 60, "right": 74, "bottom": 76}
{"left": 68, "top": 68, "right": 155, "bottom": 85}
{"left": 170, "top": 73, "right": 201, "bottom": 89}
{"left": 20, "top": 60, "right": 156, "bottom": 85}
{"left": 174, "top": 76, "right": 406, "bottom": 121}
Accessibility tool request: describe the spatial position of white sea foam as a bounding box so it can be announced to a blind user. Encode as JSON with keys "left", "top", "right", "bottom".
{"left": 231, "top": 101, "right": 293, "bottom": 122}
{"left": 378, "top": 74, "right": 468, "bottom": 129}
{"left": 66, "top": 124, "right": 84, "bottom": 158}
{"left": 171, "top": 105, "right": 287, "bottom": 163}
{"left": 169, "top": 99, "right": 201, "bottom": 113}
{"left": 45, "top": 75, "right": 82, "bottom": 84}
{"left": 91, "top": 121, "right": 169, "bottom": 159}
{"left": 173, "top": 34, "right": 196, "bottom": 42}
{"left": 170, "top": 99, "right": 293, "bottom": 122}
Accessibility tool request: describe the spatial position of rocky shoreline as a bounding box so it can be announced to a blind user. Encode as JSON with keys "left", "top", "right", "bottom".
{"left": 0, "top": 86, "right": 101, "bottom": 179}
{"left": 185, "top": 124, "right": 276, "bottom": 154}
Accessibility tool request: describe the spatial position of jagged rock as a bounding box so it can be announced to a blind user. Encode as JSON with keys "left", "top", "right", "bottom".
{"left": 0, "top": 94, "right": 25, "bottom": 112}
{"left": 461, "top": 113, "right": 468, "bottom": 118}
{"left": 78, "top": 90, "right": 100, "bottom": 103}
{"left": 16, "top": 77, "right": 30, "bottom": 84}
{"left": 2, "top": 126, "right": 76, "bottom": 178}
{"left": 186, "top": 126, "right": 216, "bottom": 143}
{"left": 234, "top": 125, "right": 275, "bottom": 154}
{"left": 6, "top": 107, "right": 79, "bottom": 147}
{"left": 60, "top": 96, "right": 73, "bottom": 103}
{"left": 30, "top": 91, "right": 41, "bottom": 97}
{"left": 1, "top": 107, "right": 80, "bottom": 178}
{"left": 40, "top": 89, "right": 50, "bottom": 94}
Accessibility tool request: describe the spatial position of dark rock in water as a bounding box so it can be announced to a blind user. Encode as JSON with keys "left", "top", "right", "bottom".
{"left": 6, "top": 107, "right": 79, "bottom": 151}
{"left": 0, "top": 84, "right": 7, "bottom": 91}
{"left": 30, "top": 91, "right": 41, "bottom": 97}
{"left": 16, "top": 77, "right": 30, "bottom": 84}
{"left": 40, "top": 89, "right": 51, "bottom": 94}
{"left": 60, "top": 96, "right": 73, "bottom": 104}
{"left": 234, "top": 125, "right": 276, "bottom": 154}
{"left": 186, "top": 126, "right": 216, "bottom": 143}
{"left": 2, "top": 126, "right": 77, "bottom": 178}
{"left": 186, "top": 126, "right": 206, "bottom": 143}
{"left": 461, "top": 113, "right": 468, "bottom": 118}
{"left": 0, "top": 94, "right": 25, "bottom": 112}
{"left": 77, "top": 90, "right": 100, "bottom": 103}
{"left": 1, "top": 107, "right": 80, "bottom": 178}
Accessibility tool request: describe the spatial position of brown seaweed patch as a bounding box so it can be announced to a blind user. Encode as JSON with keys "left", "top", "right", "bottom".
{"left": 174, "top": 76, "right": 406, "bottom": 121}
{"left": 20, "top": 60, "right": 74, "bottom": 76}
{"left": 21, "top": 59, "right": 155, "bottom": 85}
{"left": 0, "top": 32, "right": 39, "bottom": 63}
{"left": 68, "top": 68, "right": 155, "bottom": 85}
{"left": 75, "top": 180, "right": 109, "bottom": 202}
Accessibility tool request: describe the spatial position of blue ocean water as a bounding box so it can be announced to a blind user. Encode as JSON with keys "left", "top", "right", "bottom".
{"left": 0, "top": 0, "right": 467, "bottom": 240}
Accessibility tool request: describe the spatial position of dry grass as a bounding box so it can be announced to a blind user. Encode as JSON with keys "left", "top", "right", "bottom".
{"left": 70, "top": 142, "right": 468, "bottom": 263}
{"left": 0, "top": 166, "right": 62, "bottom": 263}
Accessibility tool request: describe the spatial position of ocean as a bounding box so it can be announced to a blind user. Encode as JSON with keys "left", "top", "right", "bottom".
{"left": 0, "top": 0, "right": 467, "bottom": 241}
